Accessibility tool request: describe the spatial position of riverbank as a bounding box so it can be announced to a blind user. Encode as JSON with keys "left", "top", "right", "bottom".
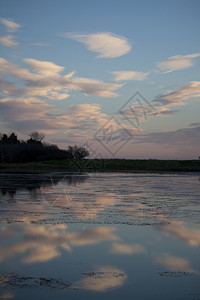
{"left": 0, "top": 159, "right": 200, "bottom": 173}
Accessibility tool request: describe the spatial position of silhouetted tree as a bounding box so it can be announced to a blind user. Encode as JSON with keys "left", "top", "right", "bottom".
{"left": 1, "top": 134, "right": 8, "bottom": 144}
{"left": 0, "top": 132, "right": 89, "bottom": 163}
{"left": 0, "top": 133, "right": 19, "bottom": 144}
{"left": 66, "top": 145, "right": 89, "bottom": 160}
{"left": 27, "top": 131, "right": 45, "bottom": 144}
{"left": 8, "top": 133, "right": 19, "bottom": 144}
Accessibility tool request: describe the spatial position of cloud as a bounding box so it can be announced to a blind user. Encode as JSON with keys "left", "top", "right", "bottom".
{"left": 70, "top": 77, "right": 123, "bottom": 97}
{"left": 189, "top": 122, "right": 200, "bottom": 127}
{"left": 154, "top": 81, "right": 200, "bottom": 107}
{"left": 0, "top": 98, "right": 110, "bottom": 136}
{"left": 111, "top": 242, "right": 145, "bottom": 255}
{"left": 0, "top": 18, "right": 20, "bottom": 32}
{"left": 111, "top": 71, "right": 149, "bottom": 81}
{"left": 0, "top": 80, "right": 23, "bottom": 96}
{"left": 0, "top": 57, "right": 41, "bottom": 80}
{"left": 119, "top": 104, "right": 174, "bottom": 127}
{"left": 73, "top": 266, "right": 127, "bottom": 292}
{"left": 0, "top": 97, "right": 53, "bottom": 121}
{"left": 135, "top": 124, "right": 200, "bottom": 146}
{"left": 65, "top": 32, "right": 131, "bottom": 58}
{"left": 0, "top": 18, "right": 20, "bottom": 48}
{"left": 156, "top": 221, "right": 200, "bottom": 246}
{"left": 156, "top": 53, "right": 200, "bottom": 73}
{"left": 0, "top": 57, "right": 122, "bottom": 98}
{"left": 24, "top": 58, "right": 65, "bottom": 76}
{"left": 0, "top": 35, "right": 18, "bottom": 48}
{"left": 155, "top": 253, "right": 197, "bottom": 274}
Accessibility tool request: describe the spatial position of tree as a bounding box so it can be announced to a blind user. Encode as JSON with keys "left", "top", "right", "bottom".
{"left": 1, "top": 134, "right": 8, "bottom": 144}
{"left": 0, "top": 133, "right": 20, "bottom": 163}
{"left": 0, "top": 132, "right": 90, "bottom": 163}
{"left": 27, "top": 131, "right": 45, "bottom": 145}
{"left": 28, "top": 131, "right": 45, "bottom": 143}
{"left": 0, "top": 133, "right": 19, "bottom": 144}
{"left": 66, "top": 145, "right": 89, "bottom": 160}
{"left": 8, "top": 133, "right": 19, "bottom": 144}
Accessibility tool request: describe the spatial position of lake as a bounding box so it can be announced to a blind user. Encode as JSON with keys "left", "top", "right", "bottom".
{"left": 0, "top": 172, "right": 200, "bottom": 300}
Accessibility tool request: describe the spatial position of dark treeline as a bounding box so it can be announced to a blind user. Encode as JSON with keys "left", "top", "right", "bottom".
{"left": 0, "top": 132, "right": 89, "bottom": 163}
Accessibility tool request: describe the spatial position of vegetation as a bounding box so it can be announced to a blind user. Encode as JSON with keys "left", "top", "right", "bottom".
{"left": 0, "top": 132, "right": 199, "bottom": 173}
{"left": 0, "top": 132, "right": 89, "bottom": 163}
{"left": 0, "top": 158, "right": 200, "bottom": 174}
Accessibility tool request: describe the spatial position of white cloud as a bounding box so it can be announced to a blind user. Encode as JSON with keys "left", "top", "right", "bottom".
{"left": 70, "top": 77, "right": 123, "bottom": 97}
{"left": 65, "top": 32, "right": 131, "bottom": 58}
{"left": 0, "top": 97, "right": 53, "bottom": 121}
{"left": 154, "top": 81, "right": 200, "bottom": 107}
{"left": 0, "top": 57, "right": 40, "bottom": 80}
{"left": 0, "top": 57, "right": 122, "bottom": 98}
{"left": 111, "top": 71, "right": 149, "bottom": 81}
{"left": 0, "top": 18, "right": 20, "bottom": 32}
{"left": 0, "top": 98, "right": 110, "bottom": 135}
{"left": 24, "top": 58, "right": 65, "bottom": 76}
{"left": 157, "top": 53, "right": 200, "bottom": 73}
{"left": 0, "top": 35, "right": 18, "bottom": 48}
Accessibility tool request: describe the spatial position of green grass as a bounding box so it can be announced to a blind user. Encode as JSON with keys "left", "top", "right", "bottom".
{"left": 0, "top": 159, "right": 200, "bottom": 173}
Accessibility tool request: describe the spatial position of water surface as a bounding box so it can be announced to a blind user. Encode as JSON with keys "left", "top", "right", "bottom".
{"left": 0, "top": 172, "right": 200, "bottom": 299}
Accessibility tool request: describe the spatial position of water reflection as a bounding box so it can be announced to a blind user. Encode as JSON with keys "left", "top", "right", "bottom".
{"left": 0, "top": 291, "right": 15, "bottom": 300}
{"left": 0, "top": 223, "right": 118, "bottom": 263}
{"left": 74, "top": 266, "right": 127, "bottom": 292}
{"left": 156, "top": 220, "right": 200, "bottom": 246}
{"left": 0, "top": 222, "right": 128, "bottom": 294}
{"left": 0, "top": 173, "right": 88, "bottom": 198}
{"left": 155, "top": 253, "right": 198, "bottom": 274}
{"left": 0, "top": 173, "right": 89, "bottom": 223}
{"left": 1, "top": 173, "right": 200, "bottom": 225}
{"left": 0, "top": 266, "right": 127, "bottom": 293}
{"left": 0, "top": 172, "right": 200, "bottom": 299}
{"left": 111, "top": 242, "right": 145, "bottom": 255}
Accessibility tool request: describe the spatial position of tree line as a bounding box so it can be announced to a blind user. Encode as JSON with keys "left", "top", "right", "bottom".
{"left": 0, "top": 132, "right": 89, "bottom": 163}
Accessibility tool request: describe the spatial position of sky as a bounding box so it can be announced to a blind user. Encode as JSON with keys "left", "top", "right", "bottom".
{"left": 0, "top": 0, "right": 200, "bottom": 159}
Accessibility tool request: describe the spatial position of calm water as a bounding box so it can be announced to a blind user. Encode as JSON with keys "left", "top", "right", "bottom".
{"left": 0, "top": 172, "right": 200, "bottom": 300}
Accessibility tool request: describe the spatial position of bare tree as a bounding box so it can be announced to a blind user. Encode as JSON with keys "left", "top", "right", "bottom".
{"left": 29, "top": 131, "right": 45, "bottom": 143}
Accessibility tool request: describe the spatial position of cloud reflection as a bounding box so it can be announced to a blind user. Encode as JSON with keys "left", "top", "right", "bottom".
{"left": 155, "top": 253, "right": 198, "bottom": 274}
{"left": 0, "top": 223, "right": 119, "bottom": 263}
{"left": 73, "top": 266, "right": 127, "bottom": 292}
{"left": 0, "top": 292, "right": 15, "bottom": 300}
{"left": 111, "top": 242, "right": 145, "bottom": 255}
{"left": 156, "top": 221, "right": 200, "bottom": 246}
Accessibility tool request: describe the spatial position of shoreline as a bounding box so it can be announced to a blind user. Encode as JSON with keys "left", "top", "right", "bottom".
{"left": 0, "top": 159, "right": 200, "bottom": 174}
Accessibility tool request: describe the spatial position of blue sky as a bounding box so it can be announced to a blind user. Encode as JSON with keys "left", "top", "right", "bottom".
{"left": 0, "top": 0, "right": 200, "bottom": 159}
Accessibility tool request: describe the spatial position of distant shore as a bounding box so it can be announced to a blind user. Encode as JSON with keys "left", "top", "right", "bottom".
{"left": 0, "top": 159, "right": 200, "bottom": 174}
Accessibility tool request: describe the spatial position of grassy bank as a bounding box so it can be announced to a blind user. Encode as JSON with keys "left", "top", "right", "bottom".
{"left": 0, "top": 159, "right": 200, "bottom": 173}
